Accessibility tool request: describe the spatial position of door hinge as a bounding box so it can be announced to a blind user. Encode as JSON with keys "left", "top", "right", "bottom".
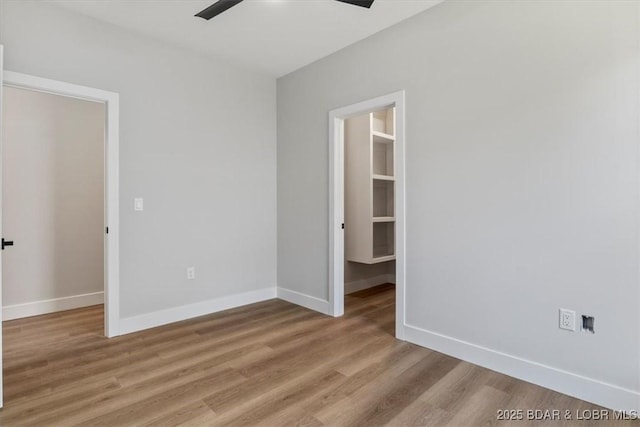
{"left": 105, "top": 227, "right": 109, "bottom": 234}
{"left": 341, "top": 223, "right": 345, "bottom": 229}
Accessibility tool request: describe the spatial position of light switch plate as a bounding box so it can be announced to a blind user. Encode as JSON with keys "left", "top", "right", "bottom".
{"left": 134, "top": 198, "right": 144, "bottom": 211}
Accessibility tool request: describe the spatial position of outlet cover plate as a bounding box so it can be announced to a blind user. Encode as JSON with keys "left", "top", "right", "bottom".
{"left": 559, "top": 308, "right": 576, "bottom": 331}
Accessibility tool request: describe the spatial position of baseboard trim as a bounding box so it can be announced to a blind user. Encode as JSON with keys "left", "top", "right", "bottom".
{"left": 277, "top": 287, "right": 330, "bottom": 315}
{"left": 345, "top": 274, "right": 395, "bottom": 294}
{"left": 119, "top": 287, "right": 277, "bottom": 336}
{"left": 404, "top": 323, "right": 640, "bottom": 412}
{"left": 3, "top": 291, "right": 104, "bottom": 321}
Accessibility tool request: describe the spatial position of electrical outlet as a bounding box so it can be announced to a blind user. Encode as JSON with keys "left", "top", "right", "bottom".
{"left": 187, "top": 266, "right": 195, "bottom": 280}
{"left": 134, "top": 198, "right": 144, "bottom": 211}
{"left": 559, "top": 308, "right": 576, "bottom": 331}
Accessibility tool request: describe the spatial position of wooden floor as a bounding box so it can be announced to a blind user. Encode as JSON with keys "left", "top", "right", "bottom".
{"left": 0, "top": 284, "right": 626, "bottom": 426}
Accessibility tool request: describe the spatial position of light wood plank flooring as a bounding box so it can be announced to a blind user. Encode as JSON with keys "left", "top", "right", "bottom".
{"left": 0, "top": 284, "right": 627, "bottom": 426}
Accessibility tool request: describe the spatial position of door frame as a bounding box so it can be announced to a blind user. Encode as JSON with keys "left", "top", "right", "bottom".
{"left": 328, "top": 90, "right": 406, "bottom": 340}
{"left": 2, "top": 71, "right": 120, "bottom": 338}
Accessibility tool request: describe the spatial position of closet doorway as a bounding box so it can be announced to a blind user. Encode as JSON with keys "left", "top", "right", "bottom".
{"left": 328, "top": 91, "right": 406, "bottom": 340}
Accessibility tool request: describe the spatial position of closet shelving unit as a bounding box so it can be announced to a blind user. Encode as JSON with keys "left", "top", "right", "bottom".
{"left": 345, "top": 108, "right": 396, "bottom": 264}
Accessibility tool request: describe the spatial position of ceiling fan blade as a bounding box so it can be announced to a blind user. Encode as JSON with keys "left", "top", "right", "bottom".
{"left": 335, "top": 0, "right": 375, "bottom": 8}
{"left": 195, "top": 0, "right": 244, "bottom": 20}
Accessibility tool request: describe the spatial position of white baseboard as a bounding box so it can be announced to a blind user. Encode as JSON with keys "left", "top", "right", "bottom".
{"left": 119, "top": 287, "right": 277, "bottom": 336}
{"left": 277, "top": 287, "right": 330, "bottom": 315}
{"left": 3, "top": 291, "right": 104, "bottom": 321}
{"left": 403, "top": 323, "right": 640, "bottom": 412}
{"left": 345, "top": 274, "right": 395, "bottom": 294}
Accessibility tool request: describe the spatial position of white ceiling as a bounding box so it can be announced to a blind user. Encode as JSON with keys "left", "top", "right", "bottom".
{"left": 46, "top": 0, "right": 442, "bottom": 77}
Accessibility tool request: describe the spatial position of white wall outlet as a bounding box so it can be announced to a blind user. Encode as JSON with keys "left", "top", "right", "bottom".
{"left": 134, "top": 198, "right": 144, "bottom": 211}
{"left": 187, "top": 266, "right": 195, "bottom": 280}
{"left": 559, "top": 308, "right": 576, "bottom": 331}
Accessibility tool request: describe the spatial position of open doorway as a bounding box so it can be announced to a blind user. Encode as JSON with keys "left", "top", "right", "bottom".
{"left": 328, "top": 91, "right": 406, "bottom": 340}
{"left": 1, "top": 71, "right": 120, "bottom": 340}
{"left": 3, "top": 86, "right": 105, "bottom": 324}
{"left": 343, "top": 107, "right": 396, "bottom": 335}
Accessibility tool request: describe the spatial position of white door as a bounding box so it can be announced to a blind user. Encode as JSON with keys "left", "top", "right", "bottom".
{"left": 0, "top": 44, "right": 5, "bottom": 408}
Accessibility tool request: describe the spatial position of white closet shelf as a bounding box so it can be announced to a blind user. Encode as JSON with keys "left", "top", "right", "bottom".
{"left": 372, "top": 216, "right": 395, "bottom": 223}
{"left": 372, "top": 131, "right": 395, "bottom": 143}
{"left": 371, "top": 255, "right": 396, "bottom": 263}
{"left": 346, "top": 107, "right": 396, "bottom": 265}
{"left": 372, "top": 174, "right": 395, "bottom": 181}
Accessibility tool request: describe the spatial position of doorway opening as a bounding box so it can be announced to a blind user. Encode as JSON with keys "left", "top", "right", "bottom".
{"left": 3, "top": 85, "right": 106, "bottom": 330}
{"left": 328, "top": 91, "right": 406, "bottom": 340}
{"left": 1, "top": 72, "right": 120, "bottom": 339}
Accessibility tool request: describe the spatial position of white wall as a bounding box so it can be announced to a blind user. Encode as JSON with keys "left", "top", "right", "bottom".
{"left": 0, "top": 0, "right": 277, "bottom": 325}
{"left": 2, "top": 86, "right": 104, "bottom": 312}
{"left": 344, "top": 260, "right": 393, "bottom": 289}
{"left": 278, "top": 0, "right": 639, "bottom": 410}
